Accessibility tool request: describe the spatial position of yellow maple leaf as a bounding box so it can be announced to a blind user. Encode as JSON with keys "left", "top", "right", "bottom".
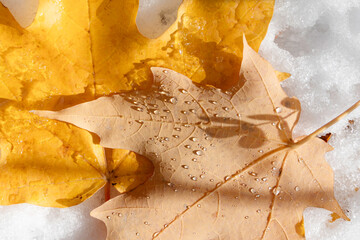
{"left": 0, "top": 0, "right": 274, "bottom": 207}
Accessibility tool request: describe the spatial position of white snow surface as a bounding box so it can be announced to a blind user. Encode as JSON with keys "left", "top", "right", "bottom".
{"left": 0, "top": 0, "right": 359, "bottom": 239}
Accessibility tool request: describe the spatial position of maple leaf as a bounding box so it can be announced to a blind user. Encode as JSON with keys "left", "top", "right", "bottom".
{"left": 0, "top": 0, "right": 274, "bottom": 207}
{"left": 33, "top": 38, "right": 359, "bottom": 239}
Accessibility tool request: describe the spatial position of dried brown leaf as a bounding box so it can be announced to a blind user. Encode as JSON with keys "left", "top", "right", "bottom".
{"left": 33, "top": 38, "right": 352, "bottom": 239}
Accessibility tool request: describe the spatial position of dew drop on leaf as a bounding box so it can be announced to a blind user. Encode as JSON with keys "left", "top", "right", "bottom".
{"left": 169, "top": 97, "right": 177, "bottom": 104}
{"left": 272, "top": 187, "right": 281, "bottom": 196}
{"left": 194, "top": 150, "right": 203, "bottom": 156}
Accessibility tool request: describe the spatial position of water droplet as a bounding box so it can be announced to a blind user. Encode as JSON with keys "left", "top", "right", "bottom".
{"left": 298, "top": 158, "right": 303, "bottom": 163}
{"left": 118, "top": 213, "right": 122, "bottom": 217}
{"left": 294, "top": 186, "right": 300, "bottom": 191}
{"left": 182, "top": 165, "right": 189, "bottom": 169}
{"left": 136, "top": 232, "right": 140, "bottom": 236}
{"left": 216, "top": 182, "right": 221, "bottom": 187}
{"left": 152, "top": 109, "right": 160, "bottom": 115}
{"left": 171, "top": 158, "right": 176, "bottom": 161}
{"left": 181, "top": 110, "right": 188, "bottom": 115}
{"left": 255, "top": 194, "right": 260, "bottom": 198}
{"left": 144, "top": 221, "right": 149, "bottom": 225}
{"left": 183, "top": 124, "right": 191, "bottom": 128}
{"left": 244, "top": 216, "right": 249, "bottom": 219}
{"left": 249, "top": 188, "right": 256, "bottom": 194}
{"left": 167, "top": 182, "right": 173, "bottom": 187}
{"left": 169, "top": 97, "right": 177, "bottom": 104}
{"left": 209, "top": 100, "right": 217, "bottom": 104}
{"left": 191, "top": 188, "right": 196, "bottom": 192}
{"left": 185, "top": 145, "right": 191, "bottom": 149}
{"left": 191, "top": 176, "right": 197, "bottom": 181}
{"left": 192, "top": 158, "right": 197, "bottom": 162}
{"left": 193, "top": 150, "right": 203, "bottom": 156}
{"left": 173, "top": 135, "right": 179, "bottom": 138}
{"left": 224, "top": 176, "right": 231, "bottom": 181}
{"left": 197, "top": 204, "right": 201, "bottom": 208}
{"left": 185, "top": 101, "right": 191, "bottom": 105}
{"left": 135, "top": 107, "right": 143, "bottom": 112}
{"left": 223, "top": 107, "right": 229, "bottom": 111}
{"left": 210, "top": 179, "right": 214, "bottom": 182}
{"left": 261, "top": 177, "right": 267, "bottom": 182}
{"left": 106, "top": 216, "right": 111, "bottom": 220}
{"left": 272, "top": 186, "right": 281, "bottom": 196}
{"left": 153, "top": 232, "right": 159, "bottom": 237}
{"left": 174, "top": 127, "right": 181, "bottom": 131}
{"left": 256, "top": 209, "right": 261, "bottom": 213}
{"left": 258, "top": 150, "right": 264, "bottom": 153}
{"left": 200, "top": 174, "right": 205, "bottom": 179}
{"left": 272, "top": 167, "right": 276, "bottom": 171}
{"left": 163, "top": 70, "right": 168, "bottom": 74}
{"left": 164, "top": 137, "right": 169, "bottom": 141}
{"left": 213, "top": 114, "right": 219, "bottom": 117}
{"left": 136, "top": 120, "right": 144, "bottom": 124}
{"left": 248, "top": 171, "right": 257, "bottom": 176}
{"left": 189, "top": 137, "right": 197, "bottom": 142}
{"left": 200, "top": 146, "right": 207, "bottom": 151}
{"left": 275, "top": 107, "right": 282, "bottom": 113}
{"left": 179, "top": 89, "right": 188, "bottom": 94}
{"left": 189, "top": 109, "right": 196, "bottom": 113}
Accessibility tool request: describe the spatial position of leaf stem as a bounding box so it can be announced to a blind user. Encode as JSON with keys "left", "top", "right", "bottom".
{"left": 290, "top": 100, "right": 360, "bottom": 148}
{"left": 104, "top": 181, "right": 110, "bottom": 202}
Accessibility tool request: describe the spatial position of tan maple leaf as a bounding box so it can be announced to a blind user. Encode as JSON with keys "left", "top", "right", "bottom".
{"left": 33, "top": 38, "right": 359, "bottom": 239}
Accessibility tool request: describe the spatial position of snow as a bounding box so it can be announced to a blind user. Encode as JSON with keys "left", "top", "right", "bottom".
{"left": 0, "top": 0, "right": 359, "bottom": 239}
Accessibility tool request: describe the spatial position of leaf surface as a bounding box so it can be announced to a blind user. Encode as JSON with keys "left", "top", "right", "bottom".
{"left": 0, "top": 0, "right": 274, "bottom": 207}
{"left": 34, "top": 38, "right": 349, "bottom": 239}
